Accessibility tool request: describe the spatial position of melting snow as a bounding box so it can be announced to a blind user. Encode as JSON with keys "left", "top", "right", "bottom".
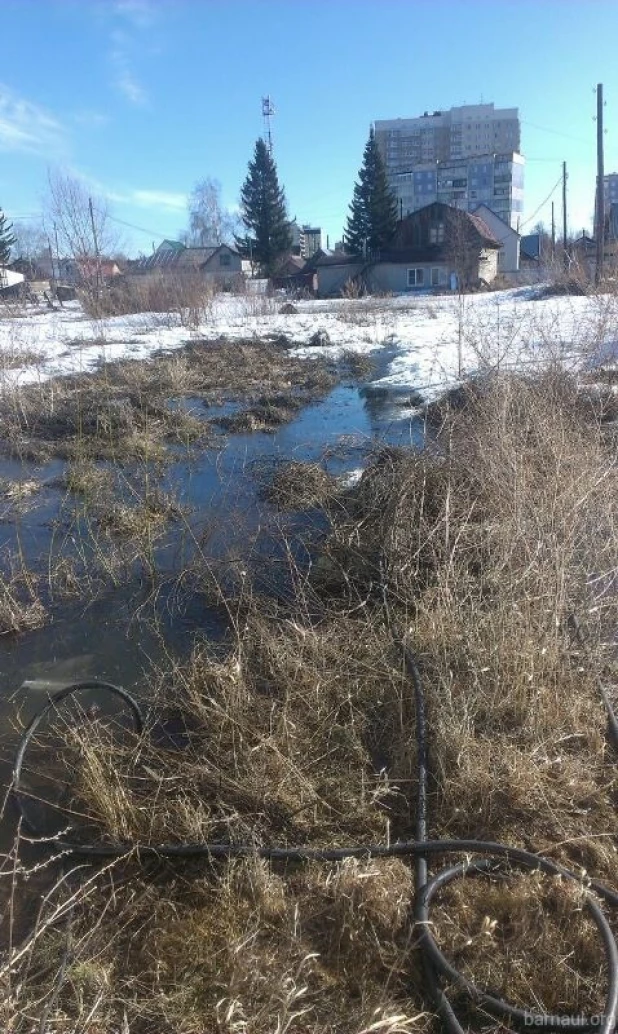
{"left": 0, "top": 288, "right": 617, "bottom": 402}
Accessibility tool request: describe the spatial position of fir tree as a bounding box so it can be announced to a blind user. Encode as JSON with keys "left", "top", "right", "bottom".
{"left": 344, "top": 129, "right": 398, "bottom": 257}
{"left": 0, "top": 208, "right": 16, "bottom": 266}
{"left": 236, "top": 138, "right": 292, "bottom": 275}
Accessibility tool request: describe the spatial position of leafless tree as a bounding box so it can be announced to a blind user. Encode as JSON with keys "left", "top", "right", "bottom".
{"left": 184, "top": 178, "right": 238, "bottom": 247}
{"left": 44, "top": 169, "right": 118, "bottom": 262}
{"left": 11, "top": 220, "right": 48, "bottom": 262}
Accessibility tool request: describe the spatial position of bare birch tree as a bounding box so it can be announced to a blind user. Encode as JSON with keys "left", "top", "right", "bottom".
{"left": 184, "top": 178, "right": 237, "bottom": 246}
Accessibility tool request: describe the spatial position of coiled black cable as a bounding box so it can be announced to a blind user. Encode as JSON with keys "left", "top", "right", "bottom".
{"left": 11, "top": 661, "right": 618, "bottom": 1034}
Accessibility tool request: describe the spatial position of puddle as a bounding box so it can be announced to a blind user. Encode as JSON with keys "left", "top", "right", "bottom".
{"left": 0, "top": 381, "right": 425, "bottom": 852}
{"left": 166, "top": 395, "right": 243, "bottom": 422}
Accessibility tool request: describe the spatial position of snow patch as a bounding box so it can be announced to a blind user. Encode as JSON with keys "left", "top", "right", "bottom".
{"left": 1, "top": 288, "right": 618, "bottom": 402}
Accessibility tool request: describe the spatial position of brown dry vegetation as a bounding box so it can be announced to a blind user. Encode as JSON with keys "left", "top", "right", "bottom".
{"left": 259, "top": 459, "right": 338, "bottom": 509}
{"left": 0, "top": 338, "right": 337, "bottom": 463}
{"left": 3, "top": 369, "right": 618, "bottom": 1032}
{"left": 79, "top": 273, "right": 216, "bottom": 323}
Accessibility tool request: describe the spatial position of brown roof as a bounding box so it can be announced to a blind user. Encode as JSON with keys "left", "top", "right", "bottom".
{"left": 465, "top": 212, "right": 501, "bottom": 247}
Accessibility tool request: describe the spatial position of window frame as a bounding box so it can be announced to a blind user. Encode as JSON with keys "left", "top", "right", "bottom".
{"left": 407, "top": 267, "right": 425, "bottom": 288}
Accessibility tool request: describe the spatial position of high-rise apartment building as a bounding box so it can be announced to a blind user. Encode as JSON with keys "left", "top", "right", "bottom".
{"left": 375, "top": 103, "right": 523, "bottom": 229}
{"left": 289, "top": 222, "right": 323, "bottom": 258}
{"left": 392, "top": 153, "right": 525, "bottom": 229}
{"left": 603, "top": 173, "right": 618, "bottom": 208}
{"left": 375, "top": 103, "right": 520, "bottom": 168}
{"left": 299, "top": 226, "right": 322, "bottom": 259}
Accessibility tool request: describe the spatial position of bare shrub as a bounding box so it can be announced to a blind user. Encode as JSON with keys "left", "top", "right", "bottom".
{"left": 80, "top": 273, "right": 215, "bottom": 328}
{"left": 233, "top": 289, "right": 279, "bottom": 319}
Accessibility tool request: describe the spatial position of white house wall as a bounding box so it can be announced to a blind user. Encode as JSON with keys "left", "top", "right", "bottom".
{"left": 472, "top": 205, "right": 520, "bottom": 273}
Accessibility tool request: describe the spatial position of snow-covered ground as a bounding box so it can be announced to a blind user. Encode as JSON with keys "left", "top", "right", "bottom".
{"left": 1, "top": 287, "right": 617, "bottom": 401}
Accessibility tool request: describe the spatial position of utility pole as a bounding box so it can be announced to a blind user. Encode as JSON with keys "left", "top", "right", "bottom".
{"left": 47, "top": 241, "right": 55, "bottom": 284}
{"left": 595, "top": 83, "right": 605, "bottom": 285}
{"left": 52, "top": 223, "right": 63, "bottom": 306}
{"left": 562, "top": 161, "right": 568, "bottom": 273}
{"left": 88, "top": 196, "right": 101, "bottom": 296}
{"left": 399, "top": 198, "right": 403, "bottom": 221}
{"left": 53, "top": 223, "right": 61, "bottom": 285}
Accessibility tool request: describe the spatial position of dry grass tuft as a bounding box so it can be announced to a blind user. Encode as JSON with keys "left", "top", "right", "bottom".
{"left": 0, "top": 552, "right": 46, "bottom": 633}
{"left": 63, "top": 460, "right": 115, "bottom": 498}
{"left": 0, "top": 580, "right": 46, "bottom": 634}
{"left": 260, "top": 459, "right": 337, "bottom": 509}
{"left": 435, "top": 870, "right": 604, "bottom": 1016}
{"left": 341, "top": 348, "right": 377, "bottom": 380}
{"left": 97, "top": 491, "right": 184, "bottom": 538}
{"left": 212, "top": 394, "right": 305, "bottom": 434}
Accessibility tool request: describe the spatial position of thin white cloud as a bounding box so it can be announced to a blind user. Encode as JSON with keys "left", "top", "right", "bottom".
{"left": 107, "top": 2, "right": 158, "bottom": 106}
{"left": 72, "top": 109, "right": 111, "bottom": 129}
{"left": 131, "top": 189, "right": 186, "bottom": 211}
{"left": 114, "top": 65, "right": 148, "bottom": 106}
{"left": 109, "top": 28, "right": 148, "bottom": 106}
{"left": 114, "top": 0, "right": 156, "bottom": 29}
{"left": 78, "top": 174, "right": 186, "bottom": 212}
{"left": 0, "top": 84, "right": 66, "bottom": 156}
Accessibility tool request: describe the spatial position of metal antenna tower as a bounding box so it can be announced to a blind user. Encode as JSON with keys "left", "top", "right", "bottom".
{"left": 261, "top": 95, "right": 275, "bottom": 156}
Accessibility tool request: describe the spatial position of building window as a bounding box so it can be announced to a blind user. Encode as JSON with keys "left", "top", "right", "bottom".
{"left": 429, "top": 222, "right": 445, "bottom": 244}
{"left": 219, "top": 251, "right": 231, "bottom": 267}
{"left": 431, "top": 267, "right": 441, "bottom": 286}
{"left": 407, "top": 268, "right": 425, "bottom": 287}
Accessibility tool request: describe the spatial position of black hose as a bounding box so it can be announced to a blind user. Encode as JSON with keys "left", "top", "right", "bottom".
{"left": 11, "top": 664, "right": 618, "bottom": 1034}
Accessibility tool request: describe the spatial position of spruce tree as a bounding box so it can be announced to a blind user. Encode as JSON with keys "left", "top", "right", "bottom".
{"left": 344, "top": 129, "right": 398, "bottom": 257}
{"left": 236, "top": 138, "right": 292, "bottom": 275}
{"left": 0, "top": 208, "right": 16, "bottom": 266}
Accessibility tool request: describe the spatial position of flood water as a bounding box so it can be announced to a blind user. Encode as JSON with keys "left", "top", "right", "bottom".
{"left": 0, "top": 381, "right": 425, "bottom": 851}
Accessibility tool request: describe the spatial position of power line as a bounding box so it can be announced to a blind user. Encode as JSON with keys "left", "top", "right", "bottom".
{"left": 92, "top": 207, "right": 175, "bottom": 241}
{"left": 521, "top": 119, "right": 590, "bottom": 146}
{"left": 518, "top": 173, "right": 563, "bottom": 230}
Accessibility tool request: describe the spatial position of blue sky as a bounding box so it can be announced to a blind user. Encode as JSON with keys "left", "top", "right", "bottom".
{"left": 1, "top": 0, "right": 618, "bottom": 256}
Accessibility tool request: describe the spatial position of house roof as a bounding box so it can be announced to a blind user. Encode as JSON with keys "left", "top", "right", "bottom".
{"left": 271, "top": 254, "right": 307, "bottom": 277}
{"left": 0, "top": 267, "right": 25, "bottom": 287}
{"left": 130, "top": 242, "right": 241, "bottom": 273}
{"left": 472, "top": 204, "right": 520, "bottom": 238}
{"left": 397, "top": 202, "right": 501, "bottom": 249}
{"left": 156, "top": 239, "right": 186, "bottom": 253}
{"left": 460, "top": 212, "right": 501, "bottom": 247}
{"left": 175, "top": 247, "right": 217, "bottom": 268}
{"left": 200, "top": 244, "right": 241, "bottom": 269}
{"left": 312, "top": 250, "right": 363, "bottom": 267}
{"left": 9, "top": 257, "right": 47, "bottom": 279}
